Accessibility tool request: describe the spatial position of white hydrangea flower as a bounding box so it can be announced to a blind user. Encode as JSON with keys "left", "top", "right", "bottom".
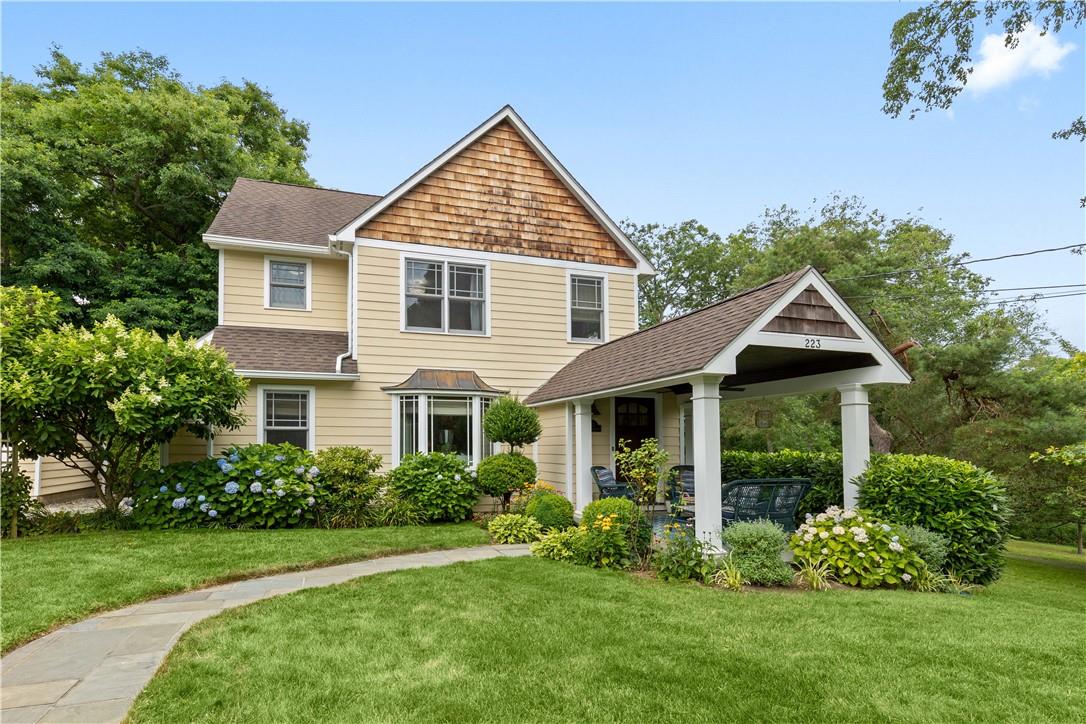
{"left": 842, "top": 509, "right": 856, "bottom": 519}
{"left": 857, "top": 551, "right": 866, "bottom": 558}
{"left": 819, "top": 531, "right": 830, "bottom": 540}
{"left": 821, "top": 548, "right": 829, "bottom": 555}
{"left": 832, "top": 526, "right": 845, "bottom": 536}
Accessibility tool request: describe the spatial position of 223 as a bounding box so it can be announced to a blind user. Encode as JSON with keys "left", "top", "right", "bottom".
{"left": 804, "top": 338, "right": 822, "bottom": 349}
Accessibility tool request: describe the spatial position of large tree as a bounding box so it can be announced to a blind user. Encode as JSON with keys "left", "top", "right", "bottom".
{"left": 1, "top": 48, "right": 314, "bottom": 337}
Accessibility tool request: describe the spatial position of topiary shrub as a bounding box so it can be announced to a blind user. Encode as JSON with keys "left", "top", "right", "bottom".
{"left": 482, "top": 397, "right": 542, "bottom": 449}
{"left": 509, "top": 481, "right": 560, "bottom": 514}
{"left": 477, "top": 452, "right": 536, "bottom": 512}
{"left": 525, "top": 492, "right": 574, "bottom": 531}
{"left": 488, "top": 513, "right": 543, "bottom": 544}
{"left": 859, "top": 454, "right": 1008, "bottom": 584}
{"left": 900, "top": 525, "right": 950, "bottom": 573}
{"left": 530, "top": 527, "right": 584, "bottom": 562}
{"left": 721, "top": 520, "right": 792, "bottom": 586}
{"left": 131, "top": 444, "right": 325, "bottom": 529}
{"left": 387, "top": 452, "right": 478, "bottom": 523}
{"left": 314, "top": 447, "right": 384, "bottom": 528}
{"left": 791, "top": 506, "right": 923, "bottom": 588}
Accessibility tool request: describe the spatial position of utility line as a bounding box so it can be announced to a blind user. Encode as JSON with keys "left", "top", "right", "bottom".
{"left": 981, "top": 291, "right": 1086, "bottom": 306}
{"left": 827, "top": 243, "right": 1085, "bottom": 282}
{"left": 844, "top": 282, "right": 1086, "bottom": 301}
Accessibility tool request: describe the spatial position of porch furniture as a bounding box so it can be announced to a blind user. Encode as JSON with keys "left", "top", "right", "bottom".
{"left": 669, "top": 472, "right": 811, "bottom": 532}
{"left": 590, "top": 466, "right": 634, "bottom": 500}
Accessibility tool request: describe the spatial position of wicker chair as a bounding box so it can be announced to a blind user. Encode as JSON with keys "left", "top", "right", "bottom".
{"left": 668, "top": 465, "right": 696, "bottom": 519}
{"left": 721, "top": 478, "right": 811, "bottom": 532}
{"left": 590, "top": 466, "right": 634, "bottom": 500}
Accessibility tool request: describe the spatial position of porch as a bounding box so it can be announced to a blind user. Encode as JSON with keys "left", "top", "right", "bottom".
{"left": 525, "top": 266, "right": 911, "bottom": 549}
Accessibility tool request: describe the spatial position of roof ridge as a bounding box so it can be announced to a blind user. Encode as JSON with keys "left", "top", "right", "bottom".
{"left": 235, "top": 177, "right": 382, "bottom": 199}
{"left": 573, "top": 265, "right": 812, "bottom": 356}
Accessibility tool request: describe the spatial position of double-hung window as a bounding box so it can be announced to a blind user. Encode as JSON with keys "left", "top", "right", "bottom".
{"left": 404, "top": 258, "right": 486, "bottom": 334}
{"left": 569, "top": 274, "right": 605, "bottom": 342}
{"left": 260, "top": 386, "right": 314, "bottom": 450}
{"left": 266, "top": 258, "right": 309, "bottom": 310}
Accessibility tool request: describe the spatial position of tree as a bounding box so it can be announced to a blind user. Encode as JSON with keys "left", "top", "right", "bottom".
{"left": 1, "top": 314, "right": 249, "bottom": 511}
{"left": 882, "top": 1, "right": 1085, "bottom": 202}
{"left": 1, "top": 48, "right": 314, "bottom": 336}
{"left": 1030, "top": 442, "right": 1086, "bottom": 554}
{"left": 479, "top": 398, "right": 542, "bottom": 511}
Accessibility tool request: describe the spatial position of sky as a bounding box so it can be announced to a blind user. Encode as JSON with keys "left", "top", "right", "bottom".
{"left": 3, "top": 1, "right": 1084, "bottom": 348}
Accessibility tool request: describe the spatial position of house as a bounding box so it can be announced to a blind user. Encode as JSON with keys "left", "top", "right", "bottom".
{"left": 27, "top": 106, "right": 910, "bottom": 545}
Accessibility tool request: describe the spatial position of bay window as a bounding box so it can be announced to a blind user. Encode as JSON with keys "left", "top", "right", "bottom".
{"left": 404, "top": 257, "right": 487, "bottom": 334}
{"left": 395, "top": 393, "right": 497, "bottom": 466}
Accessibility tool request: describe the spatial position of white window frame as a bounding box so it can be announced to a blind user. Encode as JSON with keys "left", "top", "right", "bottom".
{"left": 399, "top": 253, "right": 491, "bottom": 337}
{"left": 390, "top": 391, "right": 500, "bottom": 466}
{"left": 256, "top": 384, "right": 316, "bottom": 451}
{"left": 567, "top": 270, "right": 608, "bottom": 344}
{"left": 264, "top": 256, "right": 312, "bottom": 311}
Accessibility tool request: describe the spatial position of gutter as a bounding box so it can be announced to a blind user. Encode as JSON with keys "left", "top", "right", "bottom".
{"left": 329, "top": 237, "right": 355, "bottom": 374}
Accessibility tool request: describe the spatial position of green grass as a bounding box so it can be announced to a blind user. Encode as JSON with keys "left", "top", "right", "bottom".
{"left": 0, "top": 524, "right": 489, "bottom": 652}
{"left": 130, "top": 554, "right": 1085, "bottom": 723}
{"left": 1007, "top": 539, "right": 1085, "bottom": 567}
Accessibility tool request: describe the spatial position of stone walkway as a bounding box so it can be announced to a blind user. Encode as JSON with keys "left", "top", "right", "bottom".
{"left": 0, "top": 544, "right": 531, "bottom": 723}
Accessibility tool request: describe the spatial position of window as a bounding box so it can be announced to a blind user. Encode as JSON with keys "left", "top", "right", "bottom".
{"left": 394, "top": 394, "right": 497, "bottom": 465}
{"left": 399, "top": 395, "right": 419, "bottom": 457}
{"left": 404, "top": 258, "right": 486, "bottom": 334}
{"left": 267, "top": 259, "right": 309, "bottom": 310}
{"left": 261, "top": 387, "right": 313, "bottom": 450}
{"left": 569, "top": 274, "right": 604, "bottom": 342}
{"left": 429, "top": 396, "right": 472, "bottom": 461}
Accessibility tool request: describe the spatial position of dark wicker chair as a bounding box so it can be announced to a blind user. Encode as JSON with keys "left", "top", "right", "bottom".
{"left": 721, "top": 478, "right": 811, "bottom": 532}
{"left": 668, "top": 465, "right": 696, "bottom": 518}
{"left": 590, "top": 466, "right": 634, "bottom": 500}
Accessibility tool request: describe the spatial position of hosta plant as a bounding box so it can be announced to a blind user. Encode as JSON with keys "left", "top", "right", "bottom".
{"left": 790, "top": 506, "right": 923, "bottom": 588}
{"left": 488, "top": 513, "right": 543, "bottom": 544}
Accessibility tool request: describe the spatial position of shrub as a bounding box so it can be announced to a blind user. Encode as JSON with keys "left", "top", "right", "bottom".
{"left": 369, "top": 492, "right": 424, "bottom": 527}
{"left": 531, "top": 527, "right": 584, "bottom": 562}
{"left": 859, "top": 454, "right": 1008, "bottom": 584}
{"left": 387, "top": 452, "right": 478, "bottom": 523}
{"left": 315, "top": 447, "right": 384, "bottom": 528}
{"left": 582, "top": 496, "right": 651, "bottom": 562}
{"left": 578, "top": 512, "right": 630, "bottom": 568}
{"left": 720, "top": 449, "right": 842, "bottom": 522}
{"left": 791, "top": 506, "right": 923, "bottom": 588}
{"left": 653, "top": 523, "right": 715, "bottom": 583}
{"left": 131, "top": 444, "right": 325, "bottom": 529}
{"left": 509, "top": 480, "right": 560, "bottom": 514}
{"left": 1, "top": 464, "right": 42, "bottom": 538}
{"left": 525, "top": 492, "right": 574, "bottom": 531}
{"left": 488, "top": 513, "right": 543, "bottom": 544}
{"left": 482, "top": 397, "right": 542, "bottom": 449}
{"left": 900, "top": 525, "right": 950, "bottom": 573}
{"left": 477, "top": 452, "right": 536, "bottom": 512}
{"left": 614, "top": 437, "right": 669, "bottom": 508}
{"left": 721, "top": 520, "right": 792, "bottom": 586}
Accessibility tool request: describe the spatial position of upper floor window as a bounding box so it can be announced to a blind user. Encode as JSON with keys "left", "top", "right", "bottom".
{"left": 403, "top": 258, "right": 487, "bottom": 334}
{"left": 266, "top": 258, "right": 309, "bottom": 310}
{"left": 569, "top": 274, "right": 605, "bottom": 343}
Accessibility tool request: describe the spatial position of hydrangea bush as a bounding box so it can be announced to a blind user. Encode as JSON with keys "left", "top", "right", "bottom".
{"left": 130, "top": 444, "right": 325, "bottom": 529}
{"left": 386, "top": 452, "right": 479, "bottom": 522}
{"left": 790, "top": 506, "right": 923, "bottom": 588}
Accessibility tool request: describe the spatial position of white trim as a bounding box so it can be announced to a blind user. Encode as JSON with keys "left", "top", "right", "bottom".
{"left": 217, "top": 249, "right": 225, "bottom": 326}
{"left": 679, "top": 400, "right": 693, "bottom": 465}
{"left": 527, "top": 371, "right": 698, "bottom": 408}
{"left": 33, "top": 456, "right": 41, "bottom": 497}
{"left": 264, "top": 256, "right": 312, "bottom": 312}
{"left": 399, "top": 252, "right": 491, "bottom": 337}
{"left": 719, "top": 366, "right": 905, "bottom": 400}
{"left": 195, "top": 330, "right": 215, "bottom": 348}
{"left": 237, "top": 369, "right": 358, "bottom": 381}
{"left": 565, "top": 402, "right": 574, "bottom": 500}
{"left": 391, "top": 395, "right": 402, "bottom": 464}
{"left": 358, "top": 236, "right": 640, "bottom": 276}
{"left": 256, "top": 384, "right": 316, "bottom": 452}
{"left": 207, "top": 428, "right": 215, "bottom": 458}
{"left": 389, "top": 391, "right": 500, "bottom": 467}
{"left": 205, "top": 234, "right": 334, "bottom": 257}
{"left": 566, "top": 270, "right": 609, "bottom": 344}
{"left": 333, "top": 106, "right": 655, "bottom": 275}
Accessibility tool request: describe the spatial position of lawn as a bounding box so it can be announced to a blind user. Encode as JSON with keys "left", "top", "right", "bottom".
{"left": 0, "top": 523, "right": 489, "bottom": 652}
{"left": 129, "top": 541, "right": 1085, "bottom": 723}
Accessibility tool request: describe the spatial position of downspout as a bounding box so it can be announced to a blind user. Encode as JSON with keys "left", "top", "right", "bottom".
{"left": 330, "top": 238, "right": 354, "bottom": 374}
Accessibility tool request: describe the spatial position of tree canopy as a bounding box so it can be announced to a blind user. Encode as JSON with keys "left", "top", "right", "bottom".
{"left": 1, "top": 48, "right": 314, "bottom": 337}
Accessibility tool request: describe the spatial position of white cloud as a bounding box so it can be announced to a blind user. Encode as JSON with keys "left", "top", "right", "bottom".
{"left": 969, "top": 23, "right": 1076, "bottom": 94}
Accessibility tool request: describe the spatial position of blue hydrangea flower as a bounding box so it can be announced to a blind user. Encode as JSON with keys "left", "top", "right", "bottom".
{"left": 293, "top": 508, "right": 301, "bottom": 516}
{"left": 171, "top": 497, "right": 188, "bottom": 510}
{"left": 274, "top": 478, "right": 285, "bottom": 487}
{"left": 255, "top": 468, "right": 263, "bottom": 477}
{"left": 174, "top": 483, "right": 185, "bottom": 493}
{"left": 274, "top": 454, "right": 286, "bottom": 462}
{"left": 199, "top": 502, "right": 210, "bottom": 512}
{"left": 306, "top": 496, "right": 315, "bottom": 507}
{"left": 224, "top": 481, "right": 240, "bottom": 495}
{"left": 294, "top": 466, "right": 305, "bottom": 475}
{"left": 159, "top": 485, "right": 168, "bottom": 493}
{"left": 881, "top": 524, "right": 892, "bottom": 532}
{"left": 217, "top": 459, "right": 235, "bottom": 474}
{"left": 208, "top": 509, "right": 218, "bottom": 518}
{"left": 197, "top": 495, "right": 206, "bottom": 502}
{"left": 229, "top": 452, "right": 240, "bottom": 463}
{"left": 250, "top": 482, "right": 263, "bottom": 493}
{"left": 276, "top": 489, "right": 285, "bottom": 497}
{"left": 308, "top": 466, "right": 319, "bottom": 477}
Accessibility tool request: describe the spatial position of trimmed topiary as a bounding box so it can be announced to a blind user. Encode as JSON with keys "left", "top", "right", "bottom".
{"left": 482, "top": 397, "right": 542, "bottom": 449}
{"left": 525, "top": 492, "right": 574, "bottom": 531}
{"left": 859, "top": 454, "right": 1008, "bottom": 584}
{"left": 477, "top": 452, "right": 536, "bottom": 511}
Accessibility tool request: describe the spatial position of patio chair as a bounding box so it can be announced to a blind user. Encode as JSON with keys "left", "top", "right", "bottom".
{"left": 590, "top": 466, "right": 634, "bottom": 500}
{"left": 667, "top": 465, "right": 696, "bottom": 519}
{"left": 721, "top": 478, "right": 811, "bottom": 533}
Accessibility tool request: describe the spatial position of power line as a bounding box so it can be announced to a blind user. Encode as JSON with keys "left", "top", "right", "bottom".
{"left": 827, "top": 243, "right": 1085, "bottom": 282}
{"left": 981, "top": 291, "right": 1086, "bottom": 306}
{"left": 844, "top": 282, "right": 1086, "bottom": 301}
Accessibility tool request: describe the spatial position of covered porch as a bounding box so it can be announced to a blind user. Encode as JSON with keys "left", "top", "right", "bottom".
{"left": 525, "top": 266, "right": 911, "bottom": 549}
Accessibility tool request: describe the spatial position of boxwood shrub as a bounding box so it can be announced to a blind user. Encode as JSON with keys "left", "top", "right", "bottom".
{"left": 131, "top": 444, "right": 325, "bottom": 529}
{"left": 858, "top": 454, "right": 1008, "bottom": 584}
{"left": 525, "top": 492, "right": 574, "bottom": 531}
{"left": 386, "top": 452, "right": 479, "bottom": 522}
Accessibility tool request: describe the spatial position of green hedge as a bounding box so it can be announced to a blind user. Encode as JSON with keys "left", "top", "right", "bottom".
{"left": 720, "top": 449, "right": 842, "bottom": 522}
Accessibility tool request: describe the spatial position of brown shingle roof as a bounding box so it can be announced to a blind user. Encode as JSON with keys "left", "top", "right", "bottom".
{"left": 209, "top": 326, "right": 356, "bottom": 375}
{"left": 524, "top": 267, "right": 811, "bottom": 405}
{"left": 205, "top": 178, "right": 381, "bottom": 248}
{"left": 381, "top": 369, "right": 508, "bottom": 394}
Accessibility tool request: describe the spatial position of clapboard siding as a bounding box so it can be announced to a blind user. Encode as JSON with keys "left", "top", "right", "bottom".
{"left": 221, "top": 250, "right": 348, "bottom": 332}
{"left": 358, "top": 121, "right": 635, "bottom": 268}
{"left": 21, "top": 456, "right": 96, "bottom": 499}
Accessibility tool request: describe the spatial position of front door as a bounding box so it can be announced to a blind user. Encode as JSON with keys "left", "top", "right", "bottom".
{"left": 613, "top": 396, "right": 656, "bottom": 480}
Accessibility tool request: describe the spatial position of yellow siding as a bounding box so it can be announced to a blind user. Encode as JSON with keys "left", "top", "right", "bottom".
{"left": 168, "top": 429, "right": 211, "bottom": 463}
{"left": 535, "top": 403, "right": 568, "bottom": 495}
{"left": 220, "top": 249, "right": 348, "bottom": 331}
{"left": 660, "top": 392, "right": 682, "bottom": 463}
{"left": 22, "top": 456, "right": 96, "bottom": 499}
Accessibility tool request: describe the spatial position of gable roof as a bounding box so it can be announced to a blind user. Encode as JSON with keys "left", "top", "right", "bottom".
{"left": 205, "top": 178, "right": 381, "bottom": 248}
{"left": 332, "top": 106, "right": 655, "bottom": 274}
{"left": 523, "top": 268, "right": 812, "bottom": 405}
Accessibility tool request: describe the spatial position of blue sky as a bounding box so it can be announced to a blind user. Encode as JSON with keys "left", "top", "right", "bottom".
{"left": 3, "top": 1, "right": 1083, "bottom": 348}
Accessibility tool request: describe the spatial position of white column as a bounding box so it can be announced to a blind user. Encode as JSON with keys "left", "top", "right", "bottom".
{"left": 838, "top": 383, "right": 870, "bottom": 509}
{"left": 574, "top": 399, "right": 594, "bottom": 514}
{"left": 690, "top": 375, "right": 723, "bottom": 551}
{"left": 564, "top": 403, "right": 575, "bottom": 502}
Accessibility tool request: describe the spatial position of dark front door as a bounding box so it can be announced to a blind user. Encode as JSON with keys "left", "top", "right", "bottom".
{"left": 613, "top": 397, "right": 656, "bottom": 480}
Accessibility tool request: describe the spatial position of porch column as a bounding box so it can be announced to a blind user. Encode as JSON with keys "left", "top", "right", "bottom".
{"left": 690, "top": 375, "right": 723, "bottom": 551}
{"left": 838, "top": 383, "right": 870, "bottom": 509}
{"left": 574, "top": 399, "right": 594, "bottom": 514}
